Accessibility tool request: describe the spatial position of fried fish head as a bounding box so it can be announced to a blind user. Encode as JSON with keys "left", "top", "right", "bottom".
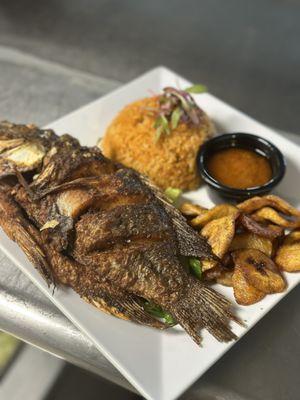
{"left": 0, "top": 121, "right": 57, "bottom": 178}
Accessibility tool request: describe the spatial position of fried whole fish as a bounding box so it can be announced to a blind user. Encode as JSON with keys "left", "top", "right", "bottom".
{"left": 0, "top": 121, "right": 240, "bottom": 344}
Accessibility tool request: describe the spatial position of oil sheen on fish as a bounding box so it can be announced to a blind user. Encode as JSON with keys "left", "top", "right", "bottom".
{"left": 0, "top": 121, "right": 241, "bottom": 344}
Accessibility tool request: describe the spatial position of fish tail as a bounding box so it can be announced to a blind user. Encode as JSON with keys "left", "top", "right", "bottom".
{"left": 168, "top": 280, "right": 243, "bottom": 345}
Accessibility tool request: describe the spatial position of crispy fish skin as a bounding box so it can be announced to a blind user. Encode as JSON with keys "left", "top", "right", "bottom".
{"left": 0, "top": 122, "right": 241, "bottom": 345}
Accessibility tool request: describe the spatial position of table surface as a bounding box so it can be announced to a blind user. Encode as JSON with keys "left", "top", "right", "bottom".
{"left": 0, "top": 3, "right": 300, "bottom": 398}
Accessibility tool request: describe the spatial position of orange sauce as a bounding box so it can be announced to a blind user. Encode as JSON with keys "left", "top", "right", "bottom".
{"left": 207, "top": 148, "right": 272, "bottom": 189}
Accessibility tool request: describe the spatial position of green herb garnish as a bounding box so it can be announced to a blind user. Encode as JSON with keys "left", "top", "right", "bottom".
{"left": 165, "top": 187, "right": 182, "bottom": 205}
{"left": 189, "top": 258, "right": 202, "bottom": 279}
{"left": 144, "top": 301, "right": 176, "bottom": 325}
{"left": 154, "top": 125, "right": 163, "bottom": 142}
{"left": 171, "top": 107, "right": 182, "bottom": 129}
{"left": 185, "top": 84, "right": 207, "bottom": 94}
{"left": 153, "top": 84, "right": 207, "bottom": 141}
{"left": 154, "top": 114, "right": 170, "bottom": 141}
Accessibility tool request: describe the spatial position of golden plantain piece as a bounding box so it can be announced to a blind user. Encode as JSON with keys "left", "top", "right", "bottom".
{"left": 232, "top": 249, "right": 286, "bottom": 294}
{"left": 229, "top": 232, "right": 273, "bottom": 257}
{"left": 232, "top": 266, "right": 265, "bottom": 305}
{"left": 237, "top": 194, "right": 300, "bottom": 217}
{"left": 253, "top": 207, "right": 300, "bottom": 229}
{"left": 180, "top": 202, "right": 208, "bottom": 217}
{"left": 238, "top": 213, "right": 283, "bottom": 239}
{"left": 182, "top": 196, "right": 300, "bottom": 306}
{"left": 275, "top": 230, "right": 300, "bottom": 272}
{"left": 191, "top": 204, "right": 239, "bottom": 228}
{"left": 201, "top": 215, "right": 236, "bottom": 271}
{"left": 216, "top": 269, "right": 234, "bottom": 287}
{"left": 203, "top": 265, "right": 224, "bottom": 281}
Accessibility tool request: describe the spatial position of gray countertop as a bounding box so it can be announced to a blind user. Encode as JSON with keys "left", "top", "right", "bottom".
{"left": 0, "top": 8, "right": 300, "bottom": 398}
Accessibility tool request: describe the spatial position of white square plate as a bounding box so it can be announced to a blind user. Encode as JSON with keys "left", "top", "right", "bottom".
{"left": 1, "top": 67, "right": 299, "bottom": 400}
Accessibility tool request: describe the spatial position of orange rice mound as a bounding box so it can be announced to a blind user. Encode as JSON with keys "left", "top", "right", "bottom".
{"left": 100, "top": 96, "right": 214, "bottom": 190}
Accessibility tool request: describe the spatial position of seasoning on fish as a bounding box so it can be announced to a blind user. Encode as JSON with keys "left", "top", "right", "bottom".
{"left": 0, "top": 121, "right": 241, "bottom": 345}
{"left": 207, "top": 148, "right": 272, "bottom": 189}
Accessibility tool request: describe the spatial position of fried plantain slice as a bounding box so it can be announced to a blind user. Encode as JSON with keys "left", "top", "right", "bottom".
{"left": 232, "top": 249, "right": 286, "bottom": 294}
{"left": 191, "top": 204, "right": 239, "bottom": 228}
{"left": 229, "top": 232, "right": 273, "bottom": 257}
{"left": 180, "top": 202, "right": 208, "bottom": 217}
{"left": 216, "top": 269, "right": 234, "bottom": 287}
{"left": 232, "top": 266, "right": 265, "bottom": 305}
{"left": 201, "top": 215, "right": 236, "bottom": 271}
{"left": 253, "top": 207, "right": 300, "bottom": 228}
{"left": 237, "top": 195, "right": 300, "bottom": 217}
{"left": 238, "top": 213, "right": 283, "bottom": 239}
{"left": 203, "top": 264, "right": 224, "bottom": 281}
{"left": 275, "top": 230, "right": 300, "bottom": 272}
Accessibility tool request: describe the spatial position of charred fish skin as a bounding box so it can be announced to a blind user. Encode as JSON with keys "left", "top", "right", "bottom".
{"left": 0, "top": 122, "right": 240, "bottom": 344}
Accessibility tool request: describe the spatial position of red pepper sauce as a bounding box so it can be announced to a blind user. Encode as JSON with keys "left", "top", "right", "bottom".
{"left": 207, "top": 148, "right": 272, "bottom": 189}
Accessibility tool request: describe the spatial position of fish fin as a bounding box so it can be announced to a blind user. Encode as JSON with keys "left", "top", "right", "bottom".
{"left": 138, "top": 173, "right": 215, "bottom": 259}
{"left": 168, "top": 279, "right": 243, "bottom": 344}
{"left": 171, "top": 217, "right": 217, "bottom": 260}
{"left": 0, "top": 189, "right": 55, "bottom": 286}
{"left": 83, "top": 291, "right": 167, "bottom": 329}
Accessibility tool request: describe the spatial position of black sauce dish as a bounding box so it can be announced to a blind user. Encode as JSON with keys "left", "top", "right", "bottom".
{"left": 197, "top": 133, "right": 286, "bottom": 201}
